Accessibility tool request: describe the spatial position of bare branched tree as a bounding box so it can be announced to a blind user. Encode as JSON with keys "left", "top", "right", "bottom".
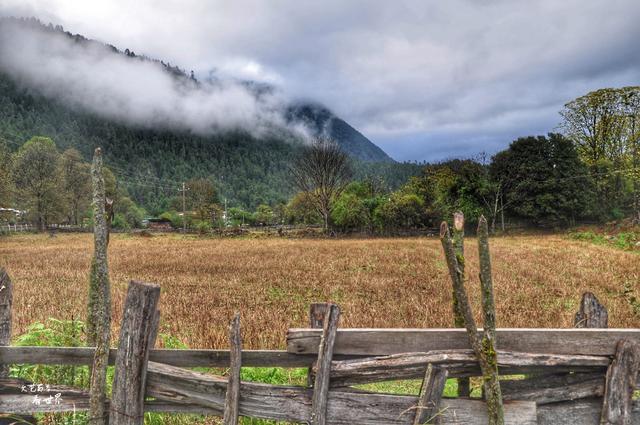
{"left": 291, "top": 138, "right": 352, "bottom": 232}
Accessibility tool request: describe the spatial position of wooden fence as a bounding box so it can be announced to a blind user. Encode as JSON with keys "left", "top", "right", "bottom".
{"left": 0, "top": 271, "right": 639, "bottom": 424}
{"left": 0, "top": 224, "right": 33, "bottom": 233}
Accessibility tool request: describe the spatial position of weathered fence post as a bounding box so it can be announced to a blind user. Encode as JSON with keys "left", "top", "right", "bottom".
{"left": 223, "top": 312, "right": 242, "bottom": 425}
{"left": 440, "top": 214, "right": 504, "bottom": 425}
{"left": 451, "top": 212, "right": 470, "bottom": 397}
{"left": 0, "top": 268, "right": 12, "bottom": 378}
{"left": 575, "top": 292, "right": 608, "bottom": 328}
{"left": 310, "top": 303, "right": 340, "bottom": 425}
{"left": 308, "top": 303, "right": 330, "bottom": 386}
{"left": 412, "top": 364, "right": 448, "bottom": 425}
{"left": 88, "top": 147, "right": 112, "bottom": 425}
{"left": 601, "top": 339, "right": 640, "bottom": 425}
{"left": 109, "top": 281, "right": 161, "bottom": 425}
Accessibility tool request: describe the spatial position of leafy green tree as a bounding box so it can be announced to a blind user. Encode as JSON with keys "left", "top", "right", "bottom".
{"left": 12, "top": 136, "right": 65, "bottom": 230}
{"left": 490, "top": 134, "right": 593, "bottom": 226}
{"left": 285, "top": 192, "right": 322, "bottom": 225}
{"left": 373, "top": 193, "right": 425, "bottom": 231}
{"left": 254, "top": 204, "right": 275, "bottom": 226}
{"left": 186, "top": 178, "right": 220, "bottom": 225}
{"left": 402, "top": 159, "right": 490, "bottom": 227}
{"left": 61, "top": 148, "right": 91, "bottom": 225}
{"left": 331, "top": 192, "right": 370, "bottom": 231}
{"left": 0, "top": 139, "right": 13, "bottom": 209}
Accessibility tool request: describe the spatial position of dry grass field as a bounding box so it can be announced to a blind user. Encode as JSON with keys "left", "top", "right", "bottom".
{"left": 0, "top": 233, "right": 639, "bottom": 350}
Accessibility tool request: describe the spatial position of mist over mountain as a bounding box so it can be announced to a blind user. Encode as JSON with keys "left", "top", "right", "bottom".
{"left": 0, "top": 17, "right": 405, "bottom": 210}
{"left": 0, "top": 16, "right": 392, "bottom": 163}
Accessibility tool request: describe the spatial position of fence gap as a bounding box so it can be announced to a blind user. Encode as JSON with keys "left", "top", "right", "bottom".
{"left": 109, "top": 280, "right": 160, "bottom": 425}
{"left": 223, "top": 312, "right": 242, "bottom": 425}
{"left": 310, "top": 303, "right": 340, "bottom": 425}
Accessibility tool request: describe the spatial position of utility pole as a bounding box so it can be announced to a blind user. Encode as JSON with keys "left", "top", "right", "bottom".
{"left": 181, "top": 182, "right": 187, "bottom": 234}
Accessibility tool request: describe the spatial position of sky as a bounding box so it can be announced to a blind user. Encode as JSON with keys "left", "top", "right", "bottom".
{"left": 2, "top": 0, "right": 640, "bottom": 162}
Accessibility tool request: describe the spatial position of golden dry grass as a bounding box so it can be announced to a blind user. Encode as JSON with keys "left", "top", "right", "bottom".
{"left": 1, "top": 233, "right": 638, "bottom": 349}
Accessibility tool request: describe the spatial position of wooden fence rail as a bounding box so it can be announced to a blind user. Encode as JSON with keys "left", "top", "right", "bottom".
{"left": 0, "top": 270, "right": 639, "bottom": 424}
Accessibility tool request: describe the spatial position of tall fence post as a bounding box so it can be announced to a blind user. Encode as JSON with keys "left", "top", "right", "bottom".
{"left": 109, "top": 281, "right": 160, "bottom": 425}
{"left": 310, "top": 303, "right": 340, "bottom": 425}
{"left": 223, "top": 312, "right": 242, "bottom": 425}
{"left": 601, "top": 339, "right": 640, "bottom": 425}
{"left": 308, "top": 303, "right": 329, "bottom": 386}
{"left": 0, "top": 268, "right": 12, "bottom": 378}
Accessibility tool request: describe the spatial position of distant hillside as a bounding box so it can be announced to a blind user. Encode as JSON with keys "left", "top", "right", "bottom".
{"left": 0, "top": 17, "right": 415, "bottom": 212}
{"left": 287, "top": 103, "right": 393, "bottom": 163}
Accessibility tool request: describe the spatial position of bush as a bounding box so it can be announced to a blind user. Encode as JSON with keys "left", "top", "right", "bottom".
{"left": 331, "top": 193, "right": 370, "bottom": 232}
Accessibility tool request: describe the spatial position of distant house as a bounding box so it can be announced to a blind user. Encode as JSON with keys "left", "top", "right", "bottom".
{"left": 0, "top": 207, "right": 26, "bottom": 223}
{"left": 145, "top": 217, "right": 173, "bottom": 231}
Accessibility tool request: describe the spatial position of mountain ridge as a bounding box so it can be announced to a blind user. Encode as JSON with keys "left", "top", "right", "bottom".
{"left": 0, "top": 16, "right": 393, "bottom": 163}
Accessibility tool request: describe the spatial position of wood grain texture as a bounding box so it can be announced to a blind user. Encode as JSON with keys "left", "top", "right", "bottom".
{"left": 223, "top": 313, "right": 242, "bottom": 425}
{"left": 0, "top": 346, "right": 357, "bottom": 367}
{"left": 311, "top": 304, "right": 340, "bottom": 425}
{"left": 287, "top": 328, "right": 640, "bottom": 356}
{"left": 109, "top": 281, "right": 160, "bottom": 425}
{"left": 501, "top": 373, "right": 605, "bottom": 405}
{"left": 412, "top": 364, "right": 447, "bottom": 425}
{"left": 145, "top": 361, "right": 537, "bottom": 424}
{"left": 575, "top": 292, "right": 608, "bottom": 328}
{"left": 316, "top": 350, "right": 609, "bottom": 387}
{"left": 538, "top": 398, "right": 640, "bottom": 425}
{"left": 308, "top": 302, "right": 330, "bottom": 386}
{"left": 0, "top": 269, "right": 12, "bottom": 378}
{"left": 602, "top": 339, "right": 640, "bottom": 425}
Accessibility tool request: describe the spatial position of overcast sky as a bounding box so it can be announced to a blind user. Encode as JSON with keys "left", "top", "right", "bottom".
{"left": 2, "top": 0, "right": 640, "bottom": 161}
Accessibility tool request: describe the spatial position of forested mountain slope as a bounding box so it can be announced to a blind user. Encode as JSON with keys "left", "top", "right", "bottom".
{"left": 0, "top": 17, "right": 416, "bottom": 211}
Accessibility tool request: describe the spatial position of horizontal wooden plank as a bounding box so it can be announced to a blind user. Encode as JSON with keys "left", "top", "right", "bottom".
{"left": 501, "top": 373, "right": 605, "bottom": 405}
{"left": 537, "top": 397, "right": 640, "bottom": 425}
{"left": 287, "top": 328, "right": 640, "bottom": 356}
{"left": 146, "top": 361, "right": 537, "bottom": 425}
{"left": 317, "top": 350, "right": 610, "bottom": 387}
{"left": 0, "top": 346, "right": 326, "bottom": 367}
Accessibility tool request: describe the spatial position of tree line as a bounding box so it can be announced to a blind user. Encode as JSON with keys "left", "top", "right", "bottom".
{"left": 1, "top": 86, "right": 638, "bottom": 233}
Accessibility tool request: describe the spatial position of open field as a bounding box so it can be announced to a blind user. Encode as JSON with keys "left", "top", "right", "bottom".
{"left": 0, "top": 233, "right": 639, "bottom": 350}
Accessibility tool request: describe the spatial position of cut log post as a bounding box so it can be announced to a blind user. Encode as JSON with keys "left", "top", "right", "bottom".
{"left": 440, "top": 214, "right": 504, "bottom": 425}
{"left": 223, "top": 312, "right": 242, "bottom": 425}
{"left": 0, "top": 271, "right": 35, "bottom": 425}
{"left": 601, "top": 339, "right": 640, "bottom": 425}
{"left": 310, "top": 303, "right": 340, "bottom": 425}
{"left": 308, "top": 303, "right": 330, "bottom": 386}
{"left": 477, "top": 216, "right": 504, "bottom": 421}
{"left": 109, "top": 281, "right": 161, "bottom": 425}
{"left": 412, "top": 364, "right": 448, "bottom": 425}
{"left": 88, "top": 147, "right": 112, "bottom": 425}
{"left": 575, "top": 292, "right": 608, "bottom": 329}
{"left": 0, "top": 269, "right": 12, "bottom": 378}
{"left": 451, "top": 212, "right": 470, "bottom": 397}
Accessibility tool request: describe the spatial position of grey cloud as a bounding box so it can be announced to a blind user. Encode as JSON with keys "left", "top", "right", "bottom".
{"left": 0, "top": 19, "right": 308, "bottom": 139}
{"left": 2, "top": 0, "right": 640, "bottom": 160}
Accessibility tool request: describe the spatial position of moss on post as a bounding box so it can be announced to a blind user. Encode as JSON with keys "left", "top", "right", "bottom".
{"left": 88, "top": 147, "right": 111, "bottom": 425}
{"left": 451, "top": 211, "right": 469, "bottom": 396}
{"left": 440, "top": 213, "right": 504, "bottom": 425}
